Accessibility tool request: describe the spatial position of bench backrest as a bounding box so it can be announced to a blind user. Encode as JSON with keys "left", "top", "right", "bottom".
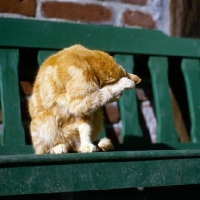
{"left": 1, "top": 18, "right": 200, "bottom": 155}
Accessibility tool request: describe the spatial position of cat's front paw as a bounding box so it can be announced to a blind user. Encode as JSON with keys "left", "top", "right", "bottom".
{"left": 50, "top": 144, "right": 67, "bottom": 154}
{"left": 118, "top": 77, "right": 135, "bottom": 90}
{"left": 79, "top": 143, "right": 97, "bottom": 153}
{"left": 108, "top": 77, "right": 135, "bottom": 102}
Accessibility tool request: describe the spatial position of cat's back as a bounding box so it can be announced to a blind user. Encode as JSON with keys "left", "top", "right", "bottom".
{"left": 35, "top": 45, "right": 96, "bottom": 82}
{"left": 29, "top": 45, "right": 98, "bottom": 113}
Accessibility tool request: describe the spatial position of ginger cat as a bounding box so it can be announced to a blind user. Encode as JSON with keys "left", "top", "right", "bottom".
{"left": 29, "top": 45, "right": 141, "bottom": 154}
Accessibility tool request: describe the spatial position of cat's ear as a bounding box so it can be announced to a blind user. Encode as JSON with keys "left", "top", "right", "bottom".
{"left": 128, "top": 73, "right": 141, "bottom": 84}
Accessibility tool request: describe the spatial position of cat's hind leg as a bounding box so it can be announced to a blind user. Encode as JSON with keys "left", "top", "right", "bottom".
{"left": 30, "top": 110, "right": 61, "bottom": 154}
{"left": 98, "top": 137, "right": 114, "bottom": 151}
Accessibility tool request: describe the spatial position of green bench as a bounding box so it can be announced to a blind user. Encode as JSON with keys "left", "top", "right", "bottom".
{"left": 1, "top": 17, "right": 200, "bottom": 197}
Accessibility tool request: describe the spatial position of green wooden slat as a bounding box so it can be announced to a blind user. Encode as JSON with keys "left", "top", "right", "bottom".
{"left": 96, "top": 128, "right": 106, "bottom": 140}
{"left": 1, "top": 18, "right": 200, "bottom": 58}
{"left": 1, "top": 150, "right": 200, "bottom": 195}
{"left": 181, "top": 59, "right": 200, "bottom": 143}
{"left": 0, "top": 49, "right": 25, "bottom": 145}
{"left": 148, "top": 57, "right": 178, "bottom": 143}
{"left": 38, "top": 50, "right": 106, "bottom": 139}
{"left": 37, "top": 50, "right": 57, "bottom": 65}
{"left": 114, "top": 55, "right": 142, "bottom": 145}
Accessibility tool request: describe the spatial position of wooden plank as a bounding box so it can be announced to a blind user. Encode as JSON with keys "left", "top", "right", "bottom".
{"left": 1, "top": 150, "right": 200, "bottom": 195}
{"left": 1, "top": 18, "right": 200, "bottom": 58}
{"left": 0, "top": 142, "right": 200, "bottom": 155}
{"left": 114, "top": 142, "right": 200, "bottom": 150}
{"left": 181, "top": 59, "right": 200, "bottom": 142}
{"left": 148, "top": 57, "right": 178, "bottom": 143}
{"left": 0, "top": 49, "right": 25, "bottom": 146}
{"left": 1, "top": 149, "right": 200, "bottom": 164}
{"left": 114, "top": 55, "right": 142, "bottom": 145}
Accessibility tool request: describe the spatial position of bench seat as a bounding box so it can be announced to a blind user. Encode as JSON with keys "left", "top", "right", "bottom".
{"left": 1, "top": 18, "right": 200, "bottom": 196}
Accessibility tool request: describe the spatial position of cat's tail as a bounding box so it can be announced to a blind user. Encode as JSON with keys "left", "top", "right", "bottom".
{"left": 97, "top": 137, "right": 114, "bottom": 151}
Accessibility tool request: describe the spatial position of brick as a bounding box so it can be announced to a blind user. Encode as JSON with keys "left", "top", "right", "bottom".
{"left": 123, "top": 10, "right": 155, "bottom": 29}
{"left": 20, "top": 81, "right": 33, "bottom": 95}
{"left": 105, "top": 102, "right": 120, "bottom": 123}
{"left": 105, "top": 121, "right": 122, "bottom": 144}
{"left": 41, "top": 2, "right": 112, "bottom": 23}
{"left": 121, "top": 0, "right": 147, "bottom": 5}
{"left": 136, "top": 88, "right": 148, "bottom": 101}
{"left": 113, "top": 121, "right": 122, "bottom": 143}
{"left": 0, "top": 0, "right": 36, "bottom": 17}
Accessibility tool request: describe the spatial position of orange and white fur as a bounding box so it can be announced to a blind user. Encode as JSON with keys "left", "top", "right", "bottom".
{"left": 29, "top": 45, "right": 141, "bottom": 154}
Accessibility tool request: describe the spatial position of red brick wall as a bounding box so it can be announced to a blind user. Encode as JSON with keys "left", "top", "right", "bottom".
{"left": 0, "top": 0, "right": 36, "bottom": 17}
{"left": 0, "top": 0, "right": 167, "bottom": 30}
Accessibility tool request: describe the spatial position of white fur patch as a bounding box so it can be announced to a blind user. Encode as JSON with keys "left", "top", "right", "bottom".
{"left": 79, "top": 143, "right": 97, "bottom": 153}
{"left": 100, "top": 77, "right": 135, "bottom": 104}
{"left": 78, "top": 122, "right": 97, "bottom": 153}
{"left": 68, "top": 65, "right": 82, "bottom": 78}
{"left": 117, "top": 77, "right": 135, "bottom": 89}
{"left": 50, "top": 144, "right": 67, "bottom": 154}
{"left": 78, "top": 123, "right": 91, "bottom": 144}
